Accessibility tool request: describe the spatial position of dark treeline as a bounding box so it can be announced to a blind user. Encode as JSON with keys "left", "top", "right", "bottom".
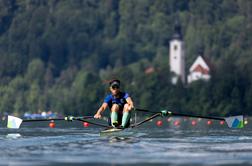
{"left": 0, "top": 0, "right": 252, "bottom": 117}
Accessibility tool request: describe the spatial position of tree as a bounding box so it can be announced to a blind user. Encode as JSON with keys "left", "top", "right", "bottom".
{"left": 25, "top": 59, "right": 45, "bottom": 86}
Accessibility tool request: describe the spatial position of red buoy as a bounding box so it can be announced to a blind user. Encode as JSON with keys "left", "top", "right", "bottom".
{"left": 173, "top": 120, "right": 180, "bottom": 126}
{"left": 49, "top": 121, "right": 55, "bottom": 128}
{"left": 207, "top": 120, "right": 212, "bottom": 125}
{"left": 156, "top": 120, "right": 163, "bottom": 127}
{"left": 191, "top": 120, "right": 197, "bottom": 126}
{"left": 83, "top": 122, "right": 89, "bottom": 127}
{"left": 220, "top": 120, "right": 225, "bottom": 125}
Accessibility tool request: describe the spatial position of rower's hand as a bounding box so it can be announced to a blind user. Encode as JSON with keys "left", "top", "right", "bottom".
{"left": 94, "top": 113, "right": 102, "bottom": 119}
{"left": 130, "top": 106, "right": 135, "bottom": 111}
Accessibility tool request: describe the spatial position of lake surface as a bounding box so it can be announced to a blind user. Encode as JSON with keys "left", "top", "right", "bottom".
{"left": 0, "top": 119, "right": 252, "bottom": 166}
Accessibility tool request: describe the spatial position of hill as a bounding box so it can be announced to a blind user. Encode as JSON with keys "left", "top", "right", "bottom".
{"left": 0, "top": 0, "right": 251, "bottom": 116}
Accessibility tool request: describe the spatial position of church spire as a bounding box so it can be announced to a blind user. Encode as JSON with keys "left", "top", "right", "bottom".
{"left": 172, "top": 20, "right": 183, "bottom": 40}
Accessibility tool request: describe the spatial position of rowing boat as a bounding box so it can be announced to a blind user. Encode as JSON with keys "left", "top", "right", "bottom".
{"left": 100, "top": 128, "right": 124, "bottom": 133}
{"left": 100, "top": 128, "right": 124, "bottom": 136}
{"left": 99, "top": 127, "right": 136, "bottom": 137}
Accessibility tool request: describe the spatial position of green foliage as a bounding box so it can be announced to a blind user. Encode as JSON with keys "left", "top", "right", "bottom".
{"left": 0, "top": 0, "right": 251, "bottom": 117}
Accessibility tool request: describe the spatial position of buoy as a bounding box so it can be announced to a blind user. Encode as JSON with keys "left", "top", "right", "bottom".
{"left": 207, "top": 120, "right": 212, "bottom": 125}
{"left": 220, "top": 120, "right": 225, "bottom": 125}
{"left": 173, "top": 120, "right": 180, "bottom": 126}
{"left": 191, "top": 120, "right": 197, "bottom": 126}
{"left": 244, "top": 118, "right": 248, "bottom": 125}
{"left": 167, "top": 118, "right": 172, "bottom": 122}
{"left": 83, "top": 122, "right": 89, "bottom": 127}
{"left": 156, "top": 120, "right": 163, "bottom": 127}
{"left": 49, "top": 121, "right": 55, "bottom": 128}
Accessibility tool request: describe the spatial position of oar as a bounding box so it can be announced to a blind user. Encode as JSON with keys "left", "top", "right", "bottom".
{"left": 7, "top": 115, "right": 94, "bottom": 129}
{"left": 24, "top": 116, "right": 94, "bottom": 122}
{"left": 135, "top": 108, "right": 244, "bottom": 129}
{"left": 76, "top": 119, "right": 111, "bottom": 128}
{"left": 131, "top": 112, "right": 161, "bottom": 128}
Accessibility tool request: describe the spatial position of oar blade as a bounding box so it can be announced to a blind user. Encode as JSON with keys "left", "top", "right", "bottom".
{"left": 7, "top": 116, "right": 23, "bottom": 129}
{"left": 225, "top": 115, "right": 244, "bottom": 128}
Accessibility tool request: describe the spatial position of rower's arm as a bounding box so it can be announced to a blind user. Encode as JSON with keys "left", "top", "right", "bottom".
{"left": 126, "top": 97, "right": 134, "bottom": 110}
{"left": 94, "top": 102, "right": 108, "bottom": 119}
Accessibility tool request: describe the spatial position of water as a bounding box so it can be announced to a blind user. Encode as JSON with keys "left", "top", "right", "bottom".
{"left": 0, "top": 120, "right": 252, "bottom": 166}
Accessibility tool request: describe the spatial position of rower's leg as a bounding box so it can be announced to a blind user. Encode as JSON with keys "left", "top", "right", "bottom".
{"left": 121, "top": 104, "right": 131, "bottom": 128}
{"left": 111, "top": 104, "right": 119, "bottom": 127}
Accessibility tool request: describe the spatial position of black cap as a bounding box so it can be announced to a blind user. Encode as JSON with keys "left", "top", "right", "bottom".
{"left": 109, "top": 79, "right": 120, "bottom": 88}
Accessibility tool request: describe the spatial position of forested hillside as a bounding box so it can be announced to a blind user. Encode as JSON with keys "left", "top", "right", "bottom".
{"left": 0, "top": 0, "right": 252, "bottom": 117}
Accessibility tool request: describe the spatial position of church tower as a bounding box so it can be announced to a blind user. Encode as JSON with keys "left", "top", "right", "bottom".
{"left": 169, "top": 23, "right": 185, "bottom": 84}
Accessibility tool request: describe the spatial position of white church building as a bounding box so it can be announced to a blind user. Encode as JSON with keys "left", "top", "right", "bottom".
{"left": 169, "top": 24, "right": 186, "bottom": 84}
{"left": 187, "top": 55, "right": 211, "bottom": 83}
{"left": 169, "top": 24, "right": 211, "bottom": 84}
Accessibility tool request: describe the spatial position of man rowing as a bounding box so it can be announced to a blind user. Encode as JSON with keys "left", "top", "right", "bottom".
{"left": 94, "top": 79, "right": 134, "bottom": 128}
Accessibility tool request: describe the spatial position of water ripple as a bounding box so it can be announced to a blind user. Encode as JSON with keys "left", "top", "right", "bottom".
{"left": 1, "top": 126, "right": 252, "bottom": 165}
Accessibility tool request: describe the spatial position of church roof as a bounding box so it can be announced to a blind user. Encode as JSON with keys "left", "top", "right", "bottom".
{"left": 189, "top": 56, "right": 210, "bottom": 73}
{"left": 192, "top": 64, "right": 209, "bottom": 74}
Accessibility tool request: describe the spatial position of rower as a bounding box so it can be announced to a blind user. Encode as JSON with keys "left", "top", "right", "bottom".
{"left": 94, "top": 79, "right": 134, "bottom": 128}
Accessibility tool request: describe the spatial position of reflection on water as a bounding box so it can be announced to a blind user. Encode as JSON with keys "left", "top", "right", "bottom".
{"left": 6, "top": 133, "right": 22, "bottom": 139}
{"left": 0, "top": 120, "right": 252, "bottom": 166}
{"left": 108, "top": 136, "right": 140, "bottom": 143}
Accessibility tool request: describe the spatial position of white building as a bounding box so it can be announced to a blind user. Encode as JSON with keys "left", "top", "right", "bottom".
{"left": 187, "top": 56, "right": 211, "bottom": 83}
{"left": 169, "top": 25, "right": 185, "bottom": 84}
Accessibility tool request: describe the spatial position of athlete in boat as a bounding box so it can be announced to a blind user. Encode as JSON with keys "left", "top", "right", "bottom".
{"left": 94, "top": 79, "right": 134, "bottom": 128}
